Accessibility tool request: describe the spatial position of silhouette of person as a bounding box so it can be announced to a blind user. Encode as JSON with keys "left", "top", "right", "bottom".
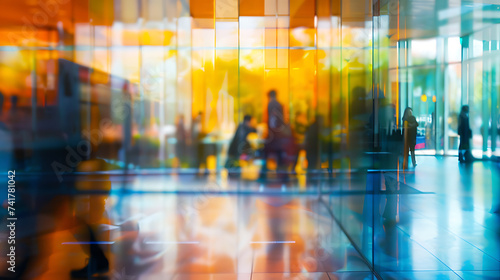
{"left": 70, "top": 156, "right": 111, "bottom": 278}
{"left": 226, "top": 114, "right": 257, "bottom": 169}
{"left": 70, "top": 119, "right": 111, "bottom": 278}
{"left": 402, "top": 107, "right": 418, "bottom": 168}
{"left": 379, "top": 101, "right": 397, "bottom": 154}
{"left": 304, "top": 115, "right": 323, "bottom": 171}
{"left": 261, "top": 90, "right": 292, "bottom": 180}
{"left": 175, "top": 114, "right": 187, "bottom": 165}
{"left": 191, "top": 111, "right": 204, "bottom": 168}
{"left": 458, "top": 105, "right": 472, "bottom": 163}
{"left": 8, "top": 95, "right": 27, "bottom": 170}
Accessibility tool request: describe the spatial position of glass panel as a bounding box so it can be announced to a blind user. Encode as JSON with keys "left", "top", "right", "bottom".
{"left": 410, "top": 38, "right": 436, "bottom": 66}
{"left": 447, "top": 37, "right": 461, "bottom": 63}
{"left": 411, "top": 66, "right": 436, "bottom": 152}
{"left": 470, "top": 61, "right": 483, "bottom": 153}
{"left": 446, "top": 63, "right": 462, "bottom": 154}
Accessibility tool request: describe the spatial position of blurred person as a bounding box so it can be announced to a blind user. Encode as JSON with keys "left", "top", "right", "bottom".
{"left": 70, "top": 157, "right": 111, "bottom": 278}
{"left": 175, "top": 114, "right": 187, "bottom": 165}
{"left": 402, "top": 107, "right": 418, "bottom": 168}
{"left": 2, "top": 113, "right": 76, "bottom": 278}
{"left": 293, "top": 111, "right": 308, "bottom": 146}
{"left": 69, "top": 113, "right": 112, "bottom": 278}
{"left": 291, "top": 111, "right": 308, "bottom": 171}
{"left": 350, "top": 87, "right": 370, "bottom": 169}
{"left": 380, "top": 102, "right": 397, "bottom": 152}
{"left": 261, "top": 90, "right": 294, "bottom": 180}
{"left": 458, "top": 105, "right": 473, "bottom": 163}
{"left": 480, "top": 120, "right": 499, "bottom": 152}
{"left": 0, "top": 92, "right": 11, "bottom": 172}
{"left": 350, "top": 87, "right": 367, "bottom": 119}
{"left": 8, "top": 95, "right": 28, "bottom": 170}
{"left": 304, "top": 115, "right": 323, "bottom": 171}
{"left": 191, "top": 111, "right": 204, "bottom": 169}
{"left": 225, "top": 114, "right": 257, "bottom": 169}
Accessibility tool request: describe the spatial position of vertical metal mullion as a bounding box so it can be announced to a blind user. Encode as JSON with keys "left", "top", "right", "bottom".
{"left": 159, "top": 0, "right": 167, "bottom": 165}
{"left": 327, "top": 1, "right": 334, "bottom": 174}
{"left": 406, "top": 41, "right": 409, "bottom": 116}
{"left": 436, "top": 37, "right": 444, "bottom": 153}
{"left": 482, "top": 40, "right": 490, "bottom": 154}
{"left": 237, "top": 0, "right": 241, "bottom": 123}
{"left": 468, "top": 37, "right": 474, "bottom": 107}
{"left": 88, "top": 8, "right": 94, "bottom": 137}
{"left": 491, "top": 34, "right": 499, "bottom": 154}
{"left": 443, "top": 38, "right": 450, "bottom": 155}
{"left": 371, "top": 2, "right": 376, "bottom": 273}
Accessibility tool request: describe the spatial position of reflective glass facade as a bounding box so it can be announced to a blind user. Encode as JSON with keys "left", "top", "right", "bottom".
{"left": 1, "top": 0, "right": 498, "bottom": 171}
{"left": 1, "top": 1, "right": 500, "bottom": 279}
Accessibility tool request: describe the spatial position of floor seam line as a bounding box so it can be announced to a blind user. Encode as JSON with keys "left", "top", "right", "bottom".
{"left": 395, "top": 225, "right": 465, "bottom": 280}
{"left": 318, "top": 197, "right": 381, "bottom": 280}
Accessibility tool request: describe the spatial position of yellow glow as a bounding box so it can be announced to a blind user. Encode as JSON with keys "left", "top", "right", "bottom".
{"left": 421, "top": 94, "right": 427, "bottom": 102}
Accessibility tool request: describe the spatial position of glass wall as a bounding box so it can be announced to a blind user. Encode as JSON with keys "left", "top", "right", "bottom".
{"left": 1, "top": 0, "right": 498, "bottom": 167}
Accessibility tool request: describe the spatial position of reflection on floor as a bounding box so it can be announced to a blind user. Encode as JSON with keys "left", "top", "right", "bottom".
{"left": 324, "top": 157, "right": 500, "bottom": 280}
{"left": 2, "top": 157, "right": 499, "bottom": 280}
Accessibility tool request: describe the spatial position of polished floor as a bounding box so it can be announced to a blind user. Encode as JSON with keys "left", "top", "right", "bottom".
{"left": 2, "top": 157, "right": 499, "bottom": 280}
{"left": 325, "top": 157, "right": 500, "bottom": 280}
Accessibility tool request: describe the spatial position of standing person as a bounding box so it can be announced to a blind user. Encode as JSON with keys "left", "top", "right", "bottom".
{"left": 225, "top": 115, "right": 257, "bottom": 169}
{"left": 458, "top": 105, "right": 472, "bottom": 163}
{"left": 304, "top": 115, "right": 323, "bottom": 171}
{"left": 402, "top": 107, "right": 418, "bottom": 168}
{"left": 191, "top": 111, "right": 204, "bottom": 169}
{"left": 175, "top": 114, "right": 187, "bottom": 165}
{"left": 261, "top": 90, "right": 292, "bottom": 179}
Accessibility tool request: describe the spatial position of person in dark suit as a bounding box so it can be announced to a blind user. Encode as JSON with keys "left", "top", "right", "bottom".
{"left": 458, "top": 105, "right": 472, "bottom": 163}
{"left": 402, "top": 107, "right": 418, "bottom": 168}
{"left": 225, "top": 114, "right": 257, "bottom": 169}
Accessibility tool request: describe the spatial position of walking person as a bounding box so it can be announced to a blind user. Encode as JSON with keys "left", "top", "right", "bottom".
{"left": 402, "top": 107, "right": 418, "bottom": 168}
{"left": 458, "top": 105, "right": 473, "bottom": 163}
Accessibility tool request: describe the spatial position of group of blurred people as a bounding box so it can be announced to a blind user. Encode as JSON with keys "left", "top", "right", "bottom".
{"left": 224, "top": 90, "right": 325, "bottom": 179}
{"left": 391, "top": 105, "right": 475, "bottom": 167}
{"left": 183, "top": 88, "right": 473, "bottom": 177}
{"left": 171, "top": 89, "right": 327, "bottom": 177}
